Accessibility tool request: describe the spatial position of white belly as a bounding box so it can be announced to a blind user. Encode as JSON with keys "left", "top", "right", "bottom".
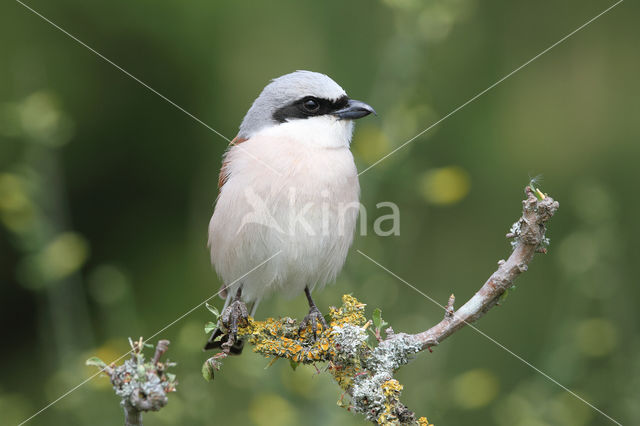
{"left": 209, "top": 121, "right": 360, "bottom": 303}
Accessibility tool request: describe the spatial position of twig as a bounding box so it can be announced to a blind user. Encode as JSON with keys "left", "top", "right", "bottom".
{"left": 356, "top": 186, "right": 558, "bottom": 423}
{"left": 152, "top": 340, "right": 170, "bottom": 365}
{"left": 408, "top": 186, "right": 558, "bottom": 350}
{"left": 87, "top": 338, "right": 178, "bottom": 426}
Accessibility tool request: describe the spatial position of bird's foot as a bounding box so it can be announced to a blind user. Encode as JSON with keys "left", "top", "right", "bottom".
{"left": 220, "top": 299, "right": 249, "bottom": 353}
{"left": 298, "top": 305, "right": 328, "bottom": 339}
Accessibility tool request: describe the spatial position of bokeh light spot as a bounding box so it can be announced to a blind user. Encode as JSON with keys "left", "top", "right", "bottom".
{"left": 571, "top": 183, "right": 614, "bottom": 225}
{"left": 353, "top": 124, "right": 390, "bottom": 166}
{"left": 249, "top": 393, "right": 298, "bottom": 426}
{"left": 88, "top": 265, "right": 130, "bottom": 305}
{"left": 557, "top": 232, "right": 598, "bottom": 275}
{"left": 0, "top": 392, "right": 33, "bottom": 424}
{"left": 39, "top": 232, "right": 90, "bottom": 282}
{"left": 19, "top": 232, "right": 91, "bottom": 288}
{"left": 418, "top": 4, "right": 455, "bottom": 42}
{"left": 0, "top": 173, "right": 34, "bottom": 232}
{"left": 550, "top": 391, "right": 593, "bottom": 426}
{"left": 18, "top": 92, "right": 74, "bottom": 146}
{"left": 419, "top": 166, "right": 470, "bottom": 205}
{"left": 451, "top": 368, "right": 499, "bottom": 409}
{"left": 575, "top": 318, "right": 617, "bottom": 358}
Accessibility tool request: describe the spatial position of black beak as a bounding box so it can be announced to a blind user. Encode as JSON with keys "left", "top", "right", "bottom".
{"left": 333, "top": 99, "right": 376, "bottom": 120}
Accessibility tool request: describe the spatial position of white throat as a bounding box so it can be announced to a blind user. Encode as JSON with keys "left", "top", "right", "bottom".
{"left": 254, "top": 116, "right": 355, "bottom": 149}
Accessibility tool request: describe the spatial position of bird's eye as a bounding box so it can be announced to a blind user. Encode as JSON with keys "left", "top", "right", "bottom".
{"left": 302, "top": 98, "right": 320, "bottom": 113}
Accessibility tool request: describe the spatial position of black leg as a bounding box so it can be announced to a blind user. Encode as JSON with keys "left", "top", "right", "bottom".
{"left": 304, "top": 286, "right": 315, "bottom": 308}
{"left": 299, "top": 287, "right": 328, "bottom": 338}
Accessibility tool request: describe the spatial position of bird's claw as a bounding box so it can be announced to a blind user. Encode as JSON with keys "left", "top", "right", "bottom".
{"left": 299, "top": 306, "right": 328, "bottom": 339}
{"left": 220, "top": 299, "right": 249, "bottom": 352}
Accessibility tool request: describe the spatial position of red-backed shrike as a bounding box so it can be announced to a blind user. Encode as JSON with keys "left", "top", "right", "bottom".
{"left": 204, "top": 71, "right": 375, "bottom": 352}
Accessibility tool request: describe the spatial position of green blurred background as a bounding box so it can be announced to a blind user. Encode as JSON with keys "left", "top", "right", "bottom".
{"left": 1, "top": 0, "right": 638, "bottom": 425}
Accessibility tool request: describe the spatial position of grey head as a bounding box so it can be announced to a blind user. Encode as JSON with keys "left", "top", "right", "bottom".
{"left": 238, "top": 70, "right": 375, "bottom": 139}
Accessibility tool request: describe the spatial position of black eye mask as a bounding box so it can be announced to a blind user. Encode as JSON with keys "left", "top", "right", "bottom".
{"left": 272, "top": 95, "right": 349, "bottom": 123}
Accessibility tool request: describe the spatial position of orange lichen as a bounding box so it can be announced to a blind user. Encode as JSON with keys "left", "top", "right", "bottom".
{"left": 382, "top": 379, "right": 403, "bottom": 397}
{"left": 377, "top": 379, "right": 408, "bottom": 424}
{"left": 236, "top": 294, "right": 367, "bottom": 365}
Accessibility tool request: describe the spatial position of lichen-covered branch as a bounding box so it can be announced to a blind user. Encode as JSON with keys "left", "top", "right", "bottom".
{"left": 87, "top": 338, "right": 178, "bottom": 426}
{"left": 205, "top": 295, "right": 432, "bottom": 425}
{"left": 203, "top": 186, "right": 558, "bottom": 425}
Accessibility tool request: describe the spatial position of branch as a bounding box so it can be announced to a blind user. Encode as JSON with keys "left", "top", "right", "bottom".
{"left": 410, "top": 185, "right": 559, "bottom": 349}
{"left": 203, "top": 186, "right": 558, "bottom": 425}
{"left": 87, "top": 338, "right": 178, "bottom": 426}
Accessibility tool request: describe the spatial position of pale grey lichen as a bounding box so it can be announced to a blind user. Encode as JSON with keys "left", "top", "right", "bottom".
{"left": 508, "top": 220, "right": 523, "bottom": 249}
{"left": 540, "top": 235, "right": 550, "bottom": 249}
{"left": 87, "top": 339, "right": 177, "bottom": 418}
{"left": 110, "top": 358, "right": 174, "bottom": 411}
{"left": 368, "top": 333, "right": 422, "bottom": 372}
{"left": 331, "top": 323, "right": 368, "bottom": 359}
{"left": 350, "top": 333, "right": 423, "bottom": 422}
{"left": 352, "top": 372, "right": 393, "bottom": 421}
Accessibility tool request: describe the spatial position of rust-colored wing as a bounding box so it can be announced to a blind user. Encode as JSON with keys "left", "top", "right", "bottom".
{"left": 217, "top": 136, "right": 248, "bottom": 190}
{"left": 214, "top": 136, "right": 248, "bottom": 300}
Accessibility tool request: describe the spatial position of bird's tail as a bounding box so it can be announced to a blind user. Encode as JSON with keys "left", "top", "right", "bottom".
{"left": 203, "top": 294, "right": 260, "bottom": 354}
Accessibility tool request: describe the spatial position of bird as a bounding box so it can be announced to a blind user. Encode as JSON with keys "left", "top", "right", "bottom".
{"left": 204, "top": 70, "right": 375, "bottom": 353}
